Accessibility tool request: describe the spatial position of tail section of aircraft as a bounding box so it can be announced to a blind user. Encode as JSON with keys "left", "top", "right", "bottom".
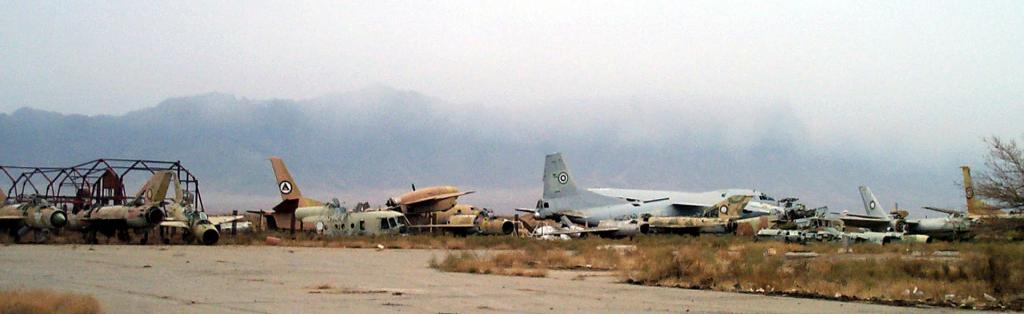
{"left": 543, "top": 153, "right": 580, "bottom": 199}
{"left": 859, "top": 186, "right": 888, "bottom": 220}
{"left": 271, "top": 157, "right": 303, "bottom": 201}
{"left": 714, "top": 195, "right": 752, "bottom": 219}
{"left": 537, "top": 153, "right": 625, "bottom": 219}
{"left": 135, "top": 171, "right": 173, "bottom": 204}
{"left": 962, "top": 166, "right": 1001, "bottom": 217}
{"left": 268, "top": 157, "right": 322, "bottom": 212}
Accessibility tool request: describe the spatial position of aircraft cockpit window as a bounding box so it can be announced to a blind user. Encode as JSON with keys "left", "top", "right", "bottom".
{"left": 359, "top": 221, "right": 365, "bottom": 230}
{"left": 388, "top": 217, "right": 398, "bottom": 228}
{"left": 380, "top": 218, "right": 390, "bottom": 229}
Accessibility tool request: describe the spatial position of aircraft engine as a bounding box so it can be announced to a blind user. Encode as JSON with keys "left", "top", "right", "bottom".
{"left": 479, "top": 218, "right": 515, "bottom": 235}
{"left": 191, "top": 224, "right": 220, "bottom": 245}
{"left": 144, "top": 206, "right": 165, "bottom": 225}
{"left": 610, "top": 221, "right": 640, "bottom": 237}
{"left": 385, "top": 197, "right": 401, "bottom": 208}
{"left": 639, "top": 221, "right": 654, "bottom": 234}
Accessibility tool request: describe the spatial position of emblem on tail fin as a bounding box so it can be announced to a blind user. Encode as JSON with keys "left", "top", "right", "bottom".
{"left": 557, "top": 172, "right": 569, "bottom": 184}
{"left": 279, "top": 181, "right": 293, "bottom": 194}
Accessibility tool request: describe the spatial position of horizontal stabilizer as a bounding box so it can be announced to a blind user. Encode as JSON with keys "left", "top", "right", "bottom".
{"left": 208, "top": 215, "right": 246, "bottom": 226}
{"left": 159, "top": 221, "right": 189, "bottom": 228}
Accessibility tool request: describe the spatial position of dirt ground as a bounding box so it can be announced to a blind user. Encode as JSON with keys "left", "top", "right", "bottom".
{"left": 0, "top": 245, "right": 973, "bottom": 313}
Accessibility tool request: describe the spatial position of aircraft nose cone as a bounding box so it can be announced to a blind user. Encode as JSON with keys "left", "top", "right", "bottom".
{"left": 50, "top": 211, "right": 67, "bottom": 228}
{"left": 145, "top": 207, "right": 165, "bottom": 224}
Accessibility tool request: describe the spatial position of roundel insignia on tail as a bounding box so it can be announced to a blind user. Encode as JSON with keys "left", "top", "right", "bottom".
{"left": 720, "top": 206, "right": 729, "bottom": 214}
{"left": 279, "top": 181, "right": 293, "bottom": 194}
{"left": 557, "top": 172, "right": 569, "bottom": 184}
{"left": 869, "top": 200, "right": 876, "bottom": 210}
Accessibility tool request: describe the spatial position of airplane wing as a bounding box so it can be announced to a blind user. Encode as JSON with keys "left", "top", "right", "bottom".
{"left": 514, "top": 208, "right": 537, "bottom": 214}
{"left": 923, "top": 207, "right": 963, "bottom": 217}
{"left": 403, "top": 191, "right": 475, "bottom": 206}
{"left": 0, "top": 215, "right": 23, "bottom": 220}
{"left": 542, "top": 226, "right": 621, "bottom": 236}
{"left": 160, "top": 220, "right": 189, "bottom": 228}
{"left": 668, "top": 201, "right": 709, "bottom": 214}
{"left": 207, "top": 215, "right": 245, "bottom": 226}
{"left": 838, "top": 216, "right": 891, "bottom": 230}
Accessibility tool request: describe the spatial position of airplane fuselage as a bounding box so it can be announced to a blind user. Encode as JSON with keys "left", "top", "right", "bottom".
{"left": 907, "top": 217, "right": 971, "bottom": 241}
{"left": 543, "top": 188, "right": 777, "bottom": 225}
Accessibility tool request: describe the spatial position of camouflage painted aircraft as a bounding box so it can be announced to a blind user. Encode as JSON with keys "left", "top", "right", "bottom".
{"left": 641, "top": 195, "right": 760, "bottom": 235}
{"left": 843, "top": 186, "right": 970, "bottom": 241}
{"left": 386, "top": 187, "right": 515, "bottom": 235}
{"left": 518, "top": 153, "right": 778, "bottom": 226}
{"left": 0, "top": 190, "right": 68, "bottom": 243}
{"left": 251, "top": 157, "right": 409, "bottom": 236}
{"left": 544, "top": 195, "right": 757, "bottom": 238}
{"left": 159, "top": 174, "right": 243, "bottom": 245}
{"left": 68, "top": 171, "right": 173, "bottom": 244}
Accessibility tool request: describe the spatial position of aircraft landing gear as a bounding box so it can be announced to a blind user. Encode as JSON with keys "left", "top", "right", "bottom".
{"left": 116, "top": 229, "right": 131, "bottom": 243}
{"left": 140, "top": 230, "right": 150, "bottom": 245}
{"left": 34, "top": 229, "right": 50, "bottom": 244}
{"left": 182, "top": 231, "right": 195, "bottom": 244}
{"left": 85, "top": 230, "right": 99, "bottom": 244}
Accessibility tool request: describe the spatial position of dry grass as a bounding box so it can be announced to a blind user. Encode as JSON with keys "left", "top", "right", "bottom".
{"left": 429, "top": 251, "right": 547, "bottom": 277}
{"left": 621, "top": 240, "right": 1024, "bottom": 310}
{"left": 427, "top": 235, "right": 1024, "bottom": 310}
{"left": 0, "top": 289, "right": 103, "bottom": 314}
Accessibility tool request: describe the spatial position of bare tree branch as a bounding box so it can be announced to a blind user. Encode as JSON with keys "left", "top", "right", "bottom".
{"left": 977, "top": 136, "right": 1024, "bottom": 210}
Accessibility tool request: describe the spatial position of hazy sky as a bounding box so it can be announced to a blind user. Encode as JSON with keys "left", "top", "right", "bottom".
{"left": 2, "top": 1, "right": 1022, "bottom": 149}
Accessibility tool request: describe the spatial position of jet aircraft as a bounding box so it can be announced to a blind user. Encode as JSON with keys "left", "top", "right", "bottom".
{"left": 518, "top": 153, "right": 777, "bottom": 226}
{"left": 67, "top": 171, "right": 173, "bottom": 244}
{"left": 0, "top": 190, "right": 67, "bottom": 243}
{"left": 160, "top": 174, "right": 244, "bottom": 245}
{"left": 841, "top": 186, "right": 970, "bottom": 240}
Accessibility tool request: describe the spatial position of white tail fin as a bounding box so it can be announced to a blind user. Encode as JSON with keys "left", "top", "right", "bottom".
{"left": 859, "top": 186, "right": 889, "bottom": 220}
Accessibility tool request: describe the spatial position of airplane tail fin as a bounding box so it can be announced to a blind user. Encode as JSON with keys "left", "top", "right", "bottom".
{"left": 271, "top": 157, "right": 302, "bottom": 201}
{"left": 962, "top": 166, "right": 1000, "bottom": 217}
{"left": 859, "top": 186, "right": 889, "bottom": 220}
{"left": 543, "top": 153, "right": 579, "bottom": 199}
{"left": 135, "top": 171, "right": 173, "bottom": 204}
{"left": 714, "top": 195, "right": 753, "bottom": 219}
{"left": 537, "top": 153, "right": 625, "bottom": 218}
{"left": 269, "top": 157, "right": 322, "bottom": 212}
